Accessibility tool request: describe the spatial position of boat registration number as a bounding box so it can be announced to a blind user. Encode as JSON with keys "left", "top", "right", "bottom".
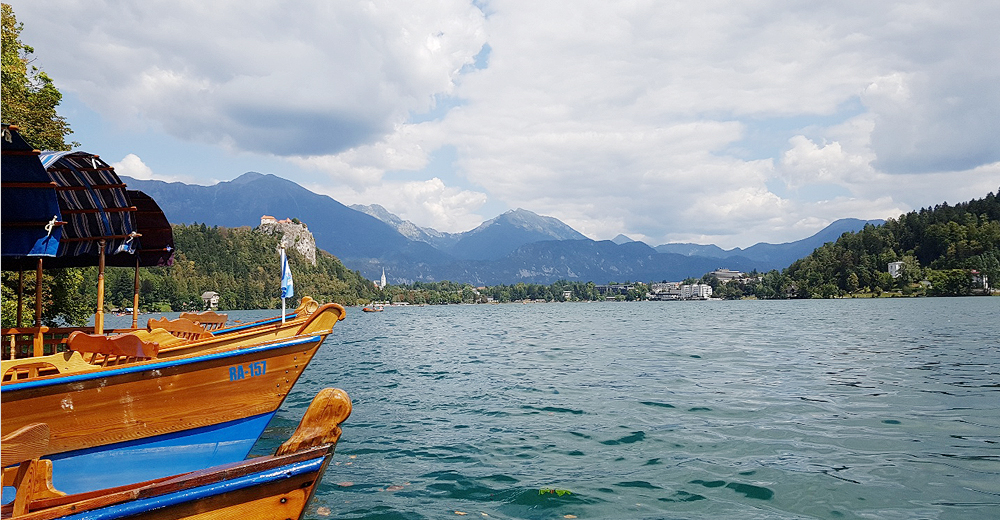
{"left": 229, "top": 360, "right": 266, "bottom": 381}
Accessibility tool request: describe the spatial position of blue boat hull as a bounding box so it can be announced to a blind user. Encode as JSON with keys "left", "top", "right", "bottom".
{"left": 46, "top": 412, "right": 276, "bottom": 495}
{"left": 2, "top": 335, "right": 328, "bottom": 499}
{"left": 56, "top": 455, "right": 327, "bottom": 520}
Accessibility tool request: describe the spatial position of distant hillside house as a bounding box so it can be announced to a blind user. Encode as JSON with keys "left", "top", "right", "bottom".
{"left": 710, "top": 268, "right": 742, "bottom": 283}
{"left": 971, "top": 270, "right": 989, "bottom": 291}
{"left": 888, "top": 261, "right": 904, "bottom": 279}
{"left": 201, "top": 291, "right": 220, "bottom": 310}
{"left": 261, "top": 215, "right": 296, "bottom": 226}
{"left": 596, "top": 284, "right": 634, "bottom": 298}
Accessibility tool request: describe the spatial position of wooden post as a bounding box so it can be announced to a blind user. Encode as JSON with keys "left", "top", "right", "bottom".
{"left": 17, "top": 270, "right": 24, "bottom": 327}
{"left": 34, "top": 259, "right": 43, "bottom": 357}
{"left": 95, "top": 239, "right": 106, "bottom": 335}
{"left": 131, "top": 257, "right": 140, "bottom": 329}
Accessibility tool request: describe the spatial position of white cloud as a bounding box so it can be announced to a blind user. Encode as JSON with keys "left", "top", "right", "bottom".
{"left": 16, "top": 0, "right": 486, "bottom": 156}
{"left": 111, "top": 154, "right": 155, "bottom": 180}
{"left": 307, "top": 177, "right": 487, "bottom": 233}
{"left": 110, "top": 153, "right": 213, "bottom": 185}
{"left": 778, "top": 135, "right": 874, "bottom": 188}
{"left": 13, "top": 0, "right": 1000, "bottom": 250}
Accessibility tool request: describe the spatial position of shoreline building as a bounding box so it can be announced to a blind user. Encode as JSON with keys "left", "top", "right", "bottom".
{"left": 709, "top": 268, "right": 742, "bottom": 283}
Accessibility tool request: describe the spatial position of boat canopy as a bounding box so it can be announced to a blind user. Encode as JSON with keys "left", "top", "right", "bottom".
{"left": 1, "top": 124, "right": 174, "bottom": 271}
{"left": 1, "top": 124, "right": 63, "bottom": 260}
{"left": 123, "top": 190, "right": 174, "bottom": 268}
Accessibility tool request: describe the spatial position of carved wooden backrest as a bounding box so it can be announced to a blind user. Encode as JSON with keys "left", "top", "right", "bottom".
{"left": 146, "top": 317, "right": 212, "bottom": 341}
{"left": 178, "top": 310, "right": 228, "bottom": 331}
{"left": 67, "top": 331, "right": 160, "bottom": 365}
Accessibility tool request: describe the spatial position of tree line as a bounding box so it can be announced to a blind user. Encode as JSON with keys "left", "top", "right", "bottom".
{"left": 1, "top": 223, "right": 381, "bottom": 327}
{"left": 375, "top": 280, "right": 650, "bottom": 305}
{"left": 706, "top": 189, "right": 1000, "bottom": 299}
{"left": 121, "top": 224, "right": 380, "bottom": 312}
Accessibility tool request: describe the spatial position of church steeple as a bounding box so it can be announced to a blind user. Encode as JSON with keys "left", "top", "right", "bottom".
{"left": 380, "top": 268, "right": 387, "bottom": 289}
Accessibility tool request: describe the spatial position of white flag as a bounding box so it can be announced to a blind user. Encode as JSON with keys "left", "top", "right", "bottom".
{"left": 280, "top": 247, "right": 294, "bottom": 298}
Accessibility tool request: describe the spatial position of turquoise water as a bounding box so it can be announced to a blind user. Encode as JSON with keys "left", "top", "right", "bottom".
{"left": 249, "top": 298, "right": 1000, "bottom": 519}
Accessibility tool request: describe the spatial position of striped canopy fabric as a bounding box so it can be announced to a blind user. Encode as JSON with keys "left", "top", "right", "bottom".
{"left": 40, "top": 151, "right": 138, "bottom": 261}
{"left": 2, "top": 126, "right": 175, "bottom": 271}
{"left": 120, "top": 190, "right": 174, "bottom": 268}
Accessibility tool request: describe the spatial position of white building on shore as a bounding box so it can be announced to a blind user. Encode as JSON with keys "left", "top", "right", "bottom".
{"left": 681, "top": 283, "right": 713, "bottom": 299}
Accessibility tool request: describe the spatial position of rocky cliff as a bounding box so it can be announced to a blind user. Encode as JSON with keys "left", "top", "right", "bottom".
{"left": 260, "top": 218, "right": 317, "bottom": 266}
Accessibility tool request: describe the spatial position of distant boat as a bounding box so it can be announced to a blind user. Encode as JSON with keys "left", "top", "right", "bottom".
{"left": 362, "top": 303, "right": 384, "bottom": 312}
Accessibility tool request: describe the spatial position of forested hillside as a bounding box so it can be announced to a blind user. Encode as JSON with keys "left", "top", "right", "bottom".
{"left": 108, "top": 224, "right": 378, "bottom": 311}
{"left": 715, "top": 189, "right": 1000, "bottom": 298}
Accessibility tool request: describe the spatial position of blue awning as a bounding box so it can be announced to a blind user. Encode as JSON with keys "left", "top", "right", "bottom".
{"left": 1, "top": 124, "right": 64, "bottom": 259}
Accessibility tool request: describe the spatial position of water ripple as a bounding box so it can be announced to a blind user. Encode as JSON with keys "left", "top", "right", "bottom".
{"left": 248, "top": 297, "right": 1000, "bottom": 519}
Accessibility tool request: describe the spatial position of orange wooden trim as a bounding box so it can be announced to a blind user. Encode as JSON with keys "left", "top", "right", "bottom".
{"left": 277, "top": 388, "right": 352, "bottom": 455}
{"left": 178, "top": 311, "right": 228, "bottom": 331}
{"left": 0, "top": 423, "right": 50, "bottom": 468}
{"left": 2, "top": 326, "right": 52, "bottom": 335}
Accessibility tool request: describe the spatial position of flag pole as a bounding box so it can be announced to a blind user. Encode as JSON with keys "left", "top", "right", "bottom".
{"left": 281, "top": 246, "right": 287, "bottom": 324}
{"left": 279, "top": 245, "right": 293, "bottom": 324}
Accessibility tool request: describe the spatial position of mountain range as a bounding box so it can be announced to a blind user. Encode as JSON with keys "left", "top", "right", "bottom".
{"left": 122, "top": 172, "right": 883, "bottom": 285}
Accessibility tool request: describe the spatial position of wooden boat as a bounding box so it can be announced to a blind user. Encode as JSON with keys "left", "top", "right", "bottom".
{"left": 2, "top": 297, "right": 344, "bottom": 379}
{"left": 0, "top": 126, "right": 349, "bottom": 495}
{"left": 0, "top": 302, "right": 344, "bottom": 495}
{"left": 1, "top": 387, "right": 352, "bottom": 520}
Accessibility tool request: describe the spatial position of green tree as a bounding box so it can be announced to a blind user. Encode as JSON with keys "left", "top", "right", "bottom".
{"left": 1, "top": 3, "right": 75, "bottom": 149}
{"left": 926, "top": 269, "right": 972, "bottom": 296}
{"left": 1, "top": 4, "right": 92, "bottom": 327}
{"left": 846, "top": 272, "right": 860, "bottom": 293}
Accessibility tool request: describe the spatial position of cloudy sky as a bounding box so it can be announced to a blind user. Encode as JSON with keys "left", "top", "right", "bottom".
{"left": 12, "top": 0, "right": 999, "bottom": 249}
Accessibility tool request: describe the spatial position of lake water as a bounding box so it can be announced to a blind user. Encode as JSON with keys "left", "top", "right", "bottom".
{"left": 241, "top": 298, "right": 1000, "bottom": 520}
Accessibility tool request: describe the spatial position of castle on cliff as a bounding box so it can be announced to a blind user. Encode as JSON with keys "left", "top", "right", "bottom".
{"left": 259, "top": 215, "right": 317, "bottom": 266}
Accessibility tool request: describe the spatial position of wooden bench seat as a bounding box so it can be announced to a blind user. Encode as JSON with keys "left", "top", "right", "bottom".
{"left": 146, "top": 317, "right": 212, "bottom": 341}
{"left": 67, "top": 331, "right": 159, "bottom": 366}
{"left": 178, "top": 310, "right": 228, "bottom": 331}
